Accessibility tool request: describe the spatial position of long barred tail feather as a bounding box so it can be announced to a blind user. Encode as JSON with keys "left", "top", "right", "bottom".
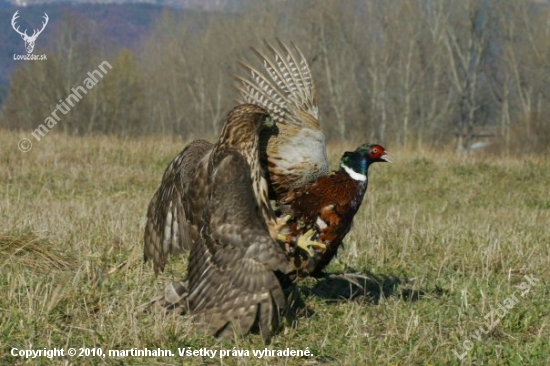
{"left": 235, "top": 40, "right": 319, "bottom": 129}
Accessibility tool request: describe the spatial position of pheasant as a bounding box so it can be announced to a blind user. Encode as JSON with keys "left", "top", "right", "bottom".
{"left": 235, "top": 42, "right": 389, "bottom": 278}
{"left": 278, "top": 143, "right": 391, "bottom": 278}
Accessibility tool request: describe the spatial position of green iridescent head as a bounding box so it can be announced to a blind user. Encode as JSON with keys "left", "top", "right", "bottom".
{"left": 340, "top": 143, "right": 391, "bottom": 178}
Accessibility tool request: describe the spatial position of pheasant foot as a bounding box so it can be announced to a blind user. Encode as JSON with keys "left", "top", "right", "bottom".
{"left": 277, "top": 229, "right": 325, "bottom": 257}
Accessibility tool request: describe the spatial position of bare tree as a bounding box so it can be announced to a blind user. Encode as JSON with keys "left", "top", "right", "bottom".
{"left": 442, "top": 0, "right": 490, "bottom": 151}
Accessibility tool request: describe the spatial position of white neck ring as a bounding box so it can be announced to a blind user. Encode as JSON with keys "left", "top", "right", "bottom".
{"left": 341, "top": 163, "right": 367, "bottom": 181}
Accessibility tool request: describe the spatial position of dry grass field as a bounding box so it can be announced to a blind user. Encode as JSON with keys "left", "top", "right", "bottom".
{"left": 1, "top": 131, "right": 549, "bottom": 365}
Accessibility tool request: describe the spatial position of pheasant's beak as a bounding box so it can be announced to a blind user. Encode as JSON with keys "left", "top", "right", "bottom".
{"left": 381, "top": 152, "right": 393, "bottom": 164}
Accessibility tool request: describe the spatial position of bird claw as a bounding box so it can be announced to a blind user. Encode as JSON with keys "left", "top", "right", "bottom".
{"left": 276, "top": 214, "right": 325, "bottom": 257}
{"left": 275, "top": 215, "right": 293, "bottom": 236}
{"left": 296, "top": 229, "right": 325, "bottom": 257}
{"left": 275, "top": 214, "right": 292, "bottom": 227}
{"left": 277, "top": 229, "right": 325, "bottom": 257}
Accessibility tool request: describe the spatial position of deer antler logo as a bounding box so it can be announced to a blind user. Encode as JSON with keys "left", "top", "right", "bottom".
{"left": 11, "top": 11, "right": 49, "bottom": 54}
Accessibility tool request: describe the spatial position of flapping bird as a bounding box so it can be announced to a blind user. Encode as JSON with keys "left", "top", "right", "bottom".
{"left": 145, "top": 104, "right": 292, "bottom": 340}
{"left": 145, "top": 42, "right": 327, "bottom": 275}
{"left": 184, "top": 104, "right": 293, "bottom": 341}
{"left": 144, "top": 104, "right": 290, "bottom": 272}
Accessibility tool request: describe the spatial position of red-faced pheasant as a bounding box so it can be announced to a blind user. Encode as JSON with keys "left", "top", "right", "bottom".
{"left": 235, "top": 42, "right": 389, "bottom": 279}
{"left": 278, "top": 143, "right": 391, "bottom": 278}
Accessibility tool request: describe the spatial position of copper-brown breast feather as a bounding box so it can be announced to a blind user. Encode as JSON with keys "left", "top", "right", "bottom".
{"left": 280, "top": 172, "right": 364, "bottom": 251}
{"left": 280, "top": 171, "right": 367, "bottom": 276}
{"left": 279, "top": 172, "right": 358, "bottom": 226}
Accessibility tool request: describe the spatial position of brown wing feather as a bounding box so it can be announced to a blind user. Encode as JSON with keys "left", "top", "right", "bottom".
{"left": 144, "top": 139, "right": 213, "bottom": 274}
{"left": 186, "top": 152, "right": 290, "bottom": 341}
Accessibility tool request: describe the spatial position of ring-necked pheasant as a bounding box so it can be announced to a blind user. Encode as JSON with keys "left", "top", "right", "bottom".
{"left": 235, "top": 42, "right": 389, "bottom": 279}
{"left": 277, "top": 143, "right": 391, "bottom": 278}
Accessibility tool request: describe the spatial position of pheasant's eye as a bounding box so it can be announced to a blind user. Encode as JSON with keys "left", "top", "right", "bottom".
{"left": 371, "top": 148, "right": 378, "bottom": 154}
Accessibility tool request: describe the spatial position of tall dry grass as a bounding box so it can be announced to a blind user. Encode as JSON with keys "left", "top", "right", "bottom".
{"left": 1, "top": 130, "right": 549, "bottom": 365}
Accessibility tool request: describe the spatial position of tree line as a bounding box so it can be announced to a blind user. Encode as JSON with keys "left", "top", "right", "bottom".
{"left": 1, "top": 0, "right": 549, "bottom": 153}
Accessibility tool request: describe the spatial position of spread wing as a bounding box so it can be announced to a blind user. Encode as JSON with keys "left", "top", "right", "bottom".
{"left": 235, "top": 41, "right": 329, "bottom": 198}
{"left": 144, "top": 139, "right": 213, "bottom": 274}
{"left": 186, "top": 151, "right": 291, "bottom": 341}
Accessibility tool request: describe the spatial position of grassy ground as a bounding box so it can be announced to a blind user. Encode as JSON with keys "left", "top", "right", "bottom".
{"left": 1, "top": 131, "right": 549, "bottom": 365}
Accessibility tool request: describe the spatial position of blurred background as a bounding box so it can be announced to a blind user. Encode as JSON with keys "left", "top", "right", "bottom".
{"left": 1, "top": 0, "right": 549, "bottom": 154}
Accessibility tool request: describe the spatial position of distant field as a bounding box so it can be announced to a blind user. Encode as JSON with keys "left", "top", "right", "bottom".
{"left": 1, "top": 131, "right": 549, "bottom": 365}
